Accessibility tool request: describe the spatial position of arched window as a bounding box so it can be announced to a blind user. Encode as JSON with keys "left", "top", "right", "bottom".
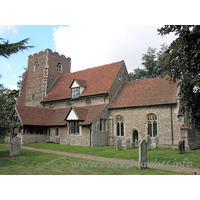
{"left": 49, "top": 104, "right": 54, "bottom": 108}
{"left": 32, "top": 94, "right": 35, "bottom": 100}
{"left": 116, "top": 115, "right": 124, "bottom": 136}
{"left": 86, "top": 98, "right": 91, "bottom": 104}
{"left": 147, "top": 114, "right": 157, "bottom": 137}
{"left": 66, "top": 101, "right": 72, "bottom": 106}
{"left": 133, "top": 130, "right": 138, "bottom": 143}
{"left": 34, "top": 61, "right": 39, "bottom": 72}
{"left": 57, "top": 62, "right": 62, "bottom": 73}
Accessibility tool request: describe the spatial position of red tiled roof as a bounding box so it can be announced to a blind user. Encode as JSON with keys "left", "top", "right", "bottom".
{"left": 109, "top": 77, "right": 179, "bottom": 109}
{"left": 41, "top": 61, "right": 124, "bottom": 102}
{"left": 15, "top": 104, "right": 108, "bottom": 126}
{"left": 66, "top": 104, "right": 108, "bottom": 125}
{"left": 77, "top": 104, "right": 108, "bottom": 125}
{"left": 15, "top": 105, "right": 69, "bottom": 126}
{"left": 47, "top": 108, "right": 70, "bottom": 126}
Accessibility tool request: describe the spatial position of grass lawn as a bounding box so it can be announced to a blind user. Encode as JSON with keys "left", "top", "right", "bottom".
{"left": 0, "top": 139, "right": 5, "bottom": 144}
{"left": 24, "top": 143, "right": 200, "bottom": 168}
{"left": 0, "top": 145, "right": 186, "bottom": 175}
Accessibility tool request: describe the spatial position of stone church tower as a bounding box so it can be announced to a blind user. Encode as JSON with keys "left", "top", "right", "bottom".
{"left": 17, "top": 49, "right": 71, "bottom": 107}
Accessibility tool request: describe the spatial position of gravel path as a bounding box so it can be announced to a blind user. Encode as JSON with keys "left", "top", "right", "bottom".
{"left": 1, "top": 144, "right": 199, "bottom": 174}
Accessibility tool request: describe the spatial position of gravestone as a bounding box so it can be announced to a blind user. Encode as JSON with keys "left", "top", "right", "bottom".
{"left": 178, "top": 140, "right": 183, "bottom": 154}
{"left": 155, "top": 135, "right": 159, "bottom": 147}
{"left": 125, "top": 139, "right": 131, "bottom": 149}
{"left": 178, "top": 140, "right": 185, "bottom": 154}
{"left": 147, "top": 135, "right": 151, "bottom": 151}
{"left": 135, "top": 139, "right": 138, "bottom": 148}
{"left": 10, "top": 137, "right": 21, "bottom": 156}
{"left": 55, "top": 138, "right": 60, "bottom": 144}
{"left": 182, "top": 140, "right": 185, "bottom": 153}
{"left": 139, "top": 139, "right": 147, "bottom": 169}
{"left": 66, "top": 138, "right": 70, "bottom": 145}
{"left": 152, "top": 135, "right": 159, "bottom": 148}
{"left": 116, "top": 139, "right": 122, "bottom": 150}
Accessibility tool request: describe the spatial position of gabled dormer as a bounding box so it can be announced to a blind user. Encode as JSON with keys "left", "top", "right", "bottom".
{"left": 66, "top": 107, "right": 79, "bottom": 121}
{"left": 69, "top": 78, "right": 87, "bottom": 99}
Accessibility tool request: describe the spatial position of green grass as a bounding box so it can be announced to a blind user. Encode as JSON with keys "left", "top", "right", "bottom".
{"left": 24, "top": 143, "right": 200, "bottom": 168}
{"left": 0, "top": 145, "right": 186, "bottom": 175}
{"left": 0, "top": 139, "right": 5, "bottom": 144}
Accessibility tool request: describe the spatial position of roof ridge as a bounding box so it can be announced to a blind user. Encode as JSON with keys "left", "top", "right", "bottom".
{"left": 126, "top": 76, "right": 170, "bottom": 84}
{"left": 59, "top": 60, "right": 124, "bottom": 78}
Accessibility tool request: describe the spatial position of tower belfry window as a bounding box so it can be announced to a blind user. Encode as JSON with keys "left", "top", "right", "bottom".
{"left": 57, "top": 63, "right": 62, "bottom": 73}
{"left": 34, "top": 61, "right": 39, "bottom": 72}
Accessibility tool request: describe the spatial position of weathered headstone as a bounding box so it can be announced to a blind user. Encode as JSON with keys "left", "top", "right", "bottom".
{"left": 152, "top": 135, "right": 159, "bottom": 148}
{"left": 139, "top": 139, "right": 147, "bottom": 169}
{"left": 155, "top": 135, "right": 159, "bottom": 147}
{"left": 116, "top": 139, "right": 122, "bottom": 150}
{"left": 55, "top": 138, "right": 60, "bottom": 144}
{"left": 147, "top": 135, "right": 151, "bottom": 151}
{"left": 135, "top": 139, "right": 138, "bottom": 148}
{"left": 10, "top": 137, "right": 21, "bottom": 156}
{"left": 178, "top": 140, "right": 185, "bottom": 154}
{"left": 182, "top": 140, "right": 185, "bottom": 153}
{"left": 66, "top": 138, "right": 70, "bottom": 145}
{"left": 125, "top": 139, "right": 131, "bottom": 149}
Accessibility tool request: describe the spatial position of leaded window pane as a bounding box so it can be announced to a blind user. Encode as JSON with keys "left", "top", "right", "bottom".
{"left": 70, "top": 122, "right": 79, "bottom": 134}
{"left": 117, "top": 122, "right": 120, "bottom": 136}
{"left": 86, "top": 98, "right": 91, "bottom": 104}
{"left": 71, "top": 87, "right": 80, "bottom": 98}
{"left": 148, "top": 121, "right": 152, "bottom": 136}
{"left": 153, "top": 121, "right": 157, "bottom": 137}
{"left": 121, "top": 122, "right": 124, "bottom": 136}
{"left": 100, "top": 120, "right": 102, "bottom": 131}
{"left": 55, "top": 128, "right": 59, "bottom": 136}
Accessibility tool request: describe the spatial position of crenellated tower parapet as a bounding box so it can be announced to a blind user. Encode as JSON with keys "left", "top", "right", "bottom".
{"left": 18, "top": 49, "right": 71, "bottom": 107}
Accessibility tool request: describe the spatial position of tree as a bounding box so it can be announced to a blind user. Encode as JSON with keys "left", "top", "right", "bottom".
{"left": 0, "top": 38, "right": 33, "bottom": 59}
{"left": 157, "top": 25, "right": 200, "bottom": 127}
{"left": 129, "top": 44, "right": 168, "bottom": 81}
{"left": 0, "top": 84, "right": 19, "bottom": 139}
{"left": 0, "top": 37, "right": 33, "bottom": 139}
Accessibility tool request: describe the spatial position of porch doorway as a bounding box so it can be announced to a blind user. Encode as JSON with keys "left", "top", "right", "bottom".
{"left": 133, "top": 130, "right": 138, "bottom": 143}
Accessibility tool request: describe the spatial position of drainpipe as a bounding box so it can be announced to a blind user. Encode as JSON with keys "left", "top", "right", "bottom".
{"left": 171, "top": 105, "right": 174, "bottom": 145}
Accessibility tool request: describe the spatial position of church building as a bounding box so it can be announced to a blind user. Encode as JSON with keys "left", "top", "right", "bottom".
{"left": 7, "top": 49, "right": 200, "bottom": 149}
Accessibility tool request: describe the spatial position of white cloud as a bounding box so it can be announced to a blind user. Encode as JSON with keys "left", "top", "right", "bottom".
{"left": 0, "top": 25, "right": 18, "bottom": 35}
{"left": 53, "top": 25, "right": 177, "bottom": 73}
{"left": 2, "top": 61, "right": 11, "bottom": 69}
{"left": 6, "top": 85, "right": 18, "bottom": 90}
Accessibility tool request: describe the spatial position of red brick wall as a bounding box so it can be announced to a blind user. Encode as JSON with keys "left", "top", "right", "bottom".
{"left": 17, "top": 49, "right": 71, "bottom": 107}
